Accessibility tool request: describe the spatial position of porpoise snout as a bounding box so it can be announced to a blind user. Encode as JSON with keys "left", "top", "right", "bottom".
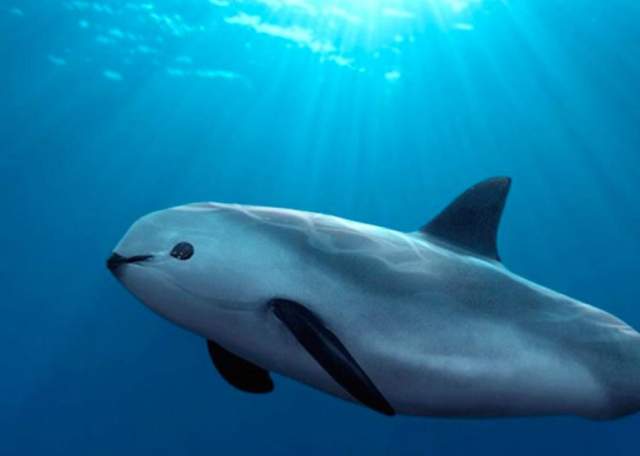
{"left": 106, "top": 253, "right": 153, "bottom": 273}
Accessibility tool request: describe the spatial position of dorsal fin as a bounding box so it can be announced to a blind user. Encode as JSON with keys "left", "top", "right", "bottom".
{"left": 420, "top": 177, "right": 512, "bottom": 262}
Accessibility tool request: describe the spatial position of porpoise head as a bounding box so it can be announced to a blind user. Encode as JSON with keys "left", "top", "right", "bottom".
{"left": 107, "top": 203, "right": 274, "bottom": 333}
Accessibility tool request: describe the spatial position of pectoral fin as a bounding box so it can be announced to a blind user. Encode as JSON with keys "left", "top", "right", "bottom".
{"left": 206, "top": 339, "right": 274, "bottom": 394}
{"left": 271, "top": 298, "right": 395, "bottom": 416}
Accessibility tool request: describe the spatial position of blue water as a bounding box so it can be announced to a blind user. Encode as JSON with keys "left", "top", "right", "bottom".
{"left": 2, "top": 1, "right": 640, "bottom": 454}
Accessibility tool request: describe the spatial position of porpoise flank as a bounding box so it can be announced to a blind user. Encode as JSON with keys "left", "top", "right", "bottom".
{"left": 107, "top": 177, "right": 640, "bottom": 419}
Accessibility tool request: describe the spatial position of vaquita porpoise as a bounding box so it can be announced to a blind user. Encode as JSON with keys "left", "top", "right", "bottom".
{"left": 107, "top": 177, "right": 640, "bottom": 419}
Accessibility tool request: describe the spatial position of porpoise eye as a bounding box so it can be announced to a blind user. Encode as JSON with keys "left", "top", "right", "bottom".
{"left": 170, "top": 242, "right": 194, "bottom": 260}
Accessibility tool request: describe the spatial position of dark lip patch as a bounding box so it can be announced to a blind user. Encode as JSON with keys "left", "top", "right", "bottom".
{"left": 127, "top": 254, "right": 154, "bottom": 263}
{"left": 107, "top": 253, "right": 153, "bottom": 273}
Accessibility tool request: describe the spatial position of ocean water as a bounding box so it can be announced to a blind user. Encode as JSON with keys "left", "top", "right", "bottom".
{"left": 2, "top": 0, "right": 640, "bottom": 454}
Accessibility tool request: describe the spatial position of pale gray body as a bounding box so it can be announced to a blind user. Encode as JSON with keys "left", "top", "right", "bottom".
{"left": 109, "top": 182, "right": 640, "bottom": 419}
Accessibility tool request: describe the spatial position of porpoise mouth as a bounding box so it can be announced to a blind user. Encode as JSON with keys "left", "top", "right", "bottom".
{"left": 107, "top": 253, "right": 153, "bottom": 273}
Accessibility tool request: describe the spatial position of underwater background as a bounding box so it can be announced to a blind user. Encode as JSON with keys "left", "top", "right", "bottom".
{"left": 2, "top": 0, "right": 640, "bottom": 454}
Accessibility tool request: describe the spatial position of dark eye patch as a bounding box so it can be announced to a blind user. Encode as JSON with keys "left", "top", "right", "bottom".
{"left": 171, "top": 242, "right": 194, "bottom": 260}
